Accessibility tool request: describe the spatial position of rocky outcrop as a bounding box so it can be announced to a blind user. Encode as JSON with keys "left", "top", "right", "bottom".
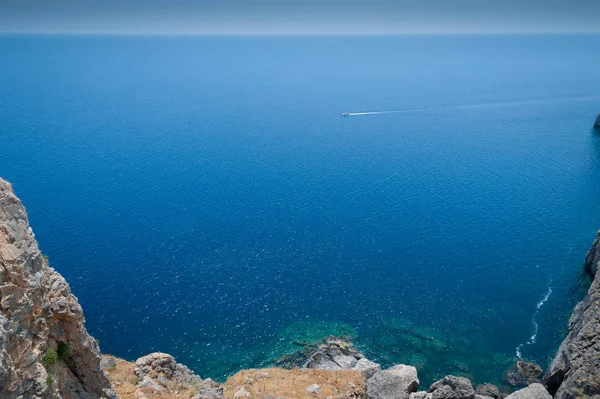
{"left": 0, "top": 178, "right": 116, "bottom": 398}
{"left": 367, "top": 365, "right": 419, "bottom": 399}
{"left": 427, "top": 375, "right": 475, "bottom": 399}
{"left": 102, "top": 354, "right": 219, "bottom": 399}
{"left": 305, "top": 338, "right": 381, "bottom": 378}
{"left": 544, "top": 231, "right": 600, "bottom": 398}
{"left": 504, "top": 360, "right": 542, "bottom": 388}
{"left": 504, "top": 384, "right": 551, "bottom": 399}
{"left": 475, "top": 384, "right": 500, "bottom": 399}
{"left": 133, "top": 353, "right": 221, "bottom": 399}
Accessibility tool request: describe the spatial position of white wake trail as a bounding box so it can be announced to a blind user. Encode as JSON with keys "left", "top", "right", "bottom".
{"left": 515, "top": 285, "right": 553, "bottom": 359}
{"left": 345, "top": 94, "right": 600, "bottom": 117}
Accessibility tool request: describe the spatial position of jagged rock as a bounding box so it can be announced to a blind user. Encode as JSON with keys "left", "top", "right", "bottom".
{"left": 354, "top": 358, "right": 381, "bottom": 379}
{"left": 333, "top": 354, "right": 358, "bottom": 369}
{"left": 137, "top": 376, "right": 164, "bottom": 392}
{"left": 428, "top": 376, "right": 475, "bottom": 399}
{"left": 367, "top": 364, "right": 419, "bottom": 399}
{"left": 544, "top": 231, "right": 600, "bottom": 399}
{"left": 504, "top": 383, "right": 551, "bottom": 399}
{"left": 409, "top": 393, "right": 428, "bottom": 399}
{"left": 475, "top": 384, "right": 500, "bottom": 399}
{"left": 101, "top": 355, "right": 118, "bottom": 370}
{"left": 515, "top": 361, "right": 542, "bottom": 379}
{"left": 0, "top": 178, "right": 116, "bottom": 398}
{"left": 134, "top": 352, "right": 204, "bottom": 387}
{"left": 306, "top": 352, "right": 343, "bottom": 370}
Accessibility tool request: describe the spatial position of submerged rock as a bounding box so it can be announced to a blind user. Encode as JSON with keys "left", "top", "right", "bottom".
{"left": 595, "top": 114, "right": 600, "bottom": 130}
{"left": 504, "top": 383, "right": 551, "bottom": 399}
{"left": 544, "top": 231, "right": 600, "bottom": 398}
{"left": 503, "top": 370, "right": 523, "bottom": 387}
{"left": 367, "top": 364, "right": 419, "bottom": 399}
{"left": 515, "top": 361, "right": 542, "bottom": 380}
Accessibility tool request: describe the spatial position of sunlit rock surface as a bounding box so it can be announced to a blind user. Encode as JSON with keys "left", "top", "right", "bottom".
{"left": 0, "top": 178, "right": 116, "bottom": 398}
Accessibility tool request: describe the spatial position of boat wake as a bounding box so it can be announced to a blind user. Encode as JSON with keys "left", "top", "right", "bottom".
{"left": 516, "top": 286, "right": 553, "bottom": 359}
{"left": 344, "top": 94, "right": 600, "bottom": 117}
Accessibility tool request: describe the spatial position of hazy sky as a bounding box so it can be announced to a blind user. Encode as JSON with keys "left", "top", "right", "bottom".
{"left": 2, "top": 0, "right": 600, "bottom": 35}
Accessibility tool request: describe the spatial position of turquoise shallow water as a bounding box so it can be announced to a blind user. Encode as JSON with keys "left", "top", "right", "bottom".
{"left": 1, "top": 34, "right": 600, "bottom": 385}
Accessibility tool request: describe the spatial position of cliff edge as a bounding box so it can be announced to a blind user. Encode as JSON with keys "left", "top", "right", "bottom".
{"left": 0, "top": 178, "right": 116, "bottom": 398}
{"left": 544, "top": 232, "right": 600, "bottom": 398}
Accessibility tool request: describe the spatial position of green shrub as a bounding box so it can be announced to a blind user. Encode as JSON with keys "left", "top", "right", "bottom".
{"left": 42, "top": 255, "right": 50, "bottom": 265}
{"left": 57, "top": 342, "right": 69, "bottom": 361}
{"left": 46, "top": 374, "right": 54, "bottom": 386}
{"left": 42, "top": 348, "right": 58, "bottom": 365}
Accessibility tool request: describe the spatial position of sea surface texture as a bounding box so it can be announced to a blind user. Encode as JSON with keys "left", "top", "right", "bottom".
{"left": 1, "top": 35, "right": 600, "bottom": 385}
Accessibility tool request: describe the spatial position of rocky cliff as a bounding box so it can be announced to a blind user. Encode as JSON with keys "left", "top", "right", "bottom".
{"left": 1, "top": 174, "right": 599, "bottom": 399}
{"left": 544, "top": 232, "right": 600, "bottom": 398}
{"left": 0, "top": 178, "right": 116, "bottom": 398}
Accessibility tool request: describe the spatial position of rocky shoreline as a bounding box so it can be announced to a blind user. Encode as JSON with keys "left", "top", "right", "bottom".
{"left": 1, "top": 176, "right": 599, "bottom": 399}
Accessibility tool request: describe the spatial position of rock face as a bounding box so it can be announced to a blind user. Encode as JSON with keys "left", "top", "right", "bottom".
{"left": 305, "top": 338, "right": 381, "bottom": 378}
{"left": 0, "top": 178, "right": 116, "bottom": 398}
{"left": 475, "top": 384, "right": 500, "bottom": 399}
{"left": 504, "top": 383, "right": 551, "bottom": 399}
{"left": 133, "top": 353, "right": 221, "bottom": 398}
{"left": 544, "top": 231, "right": 600, "bottom": 398}
{"left": 367, "top": 364, "right": 419, "bottom": 399}
{"left": 428, "top": 375, "right": 475, "bottom": 399}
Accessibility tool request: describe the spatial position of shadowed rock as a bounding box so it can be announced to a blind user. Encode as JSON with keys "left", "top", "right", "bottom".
{"left": 595, "top": 114, "right": 600, "bottom": 129}
{"left": 428, "top": 375, "right": 475, "bottom": 399}
{"left": 475, "top": 384, "right": 500, "bottom": 399}
{"left": 544, "top": 231, "right": 600, "bottom": 398}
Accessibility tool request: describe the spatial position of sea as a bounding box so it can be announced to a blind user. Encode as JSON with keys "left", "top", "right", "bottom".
{"left": 1, "top": 34, "right": 600, "bottom": 385}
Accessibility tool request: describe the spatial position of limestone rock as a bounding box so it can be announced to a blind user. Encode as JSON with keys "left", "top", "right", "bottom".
{"left": 134, "top": 352, "right": 203, "bottom": 387}
{"left": 367, "top": 364, "right": 419, "bottom": 399}
{"left": 544, "top": 231, "right": 600, "bottom": 398}
{"left": 428, "top": 376, "right": 474, "bottom": 399}
{"left": 354, "top": 358, "right": 381, "bottom": 379}
{"left": 306, "top": 352, "right": 343, "bottom": 370}
{"left": 409, "top": 392, "right": 428, "bottom": 399}
{"left": 307, "top": 383, "right": 321, "bottom": 393}
{"left": 133, "top": 352, "right": 222, "bottom": 398}
{"left": 0, "top": 177, "right": 116, "bottom": 398}
{"left": 475, "top": 384, "right": 500, "bottom": 399}
{"left": 504, "top": 383, "right": 551, "bottom": 399}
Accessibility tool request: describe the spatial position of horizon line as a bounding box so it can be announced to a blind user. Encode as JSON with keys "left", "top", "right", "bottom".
{"left": 2, "top": 30, "right": 600, "bottom": 37}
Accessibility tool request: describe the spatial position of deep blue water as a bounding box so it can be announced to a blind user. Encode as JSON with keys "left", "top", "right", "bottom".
{"left": 1, "top": 34, "right": 600, "bottom": 385}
